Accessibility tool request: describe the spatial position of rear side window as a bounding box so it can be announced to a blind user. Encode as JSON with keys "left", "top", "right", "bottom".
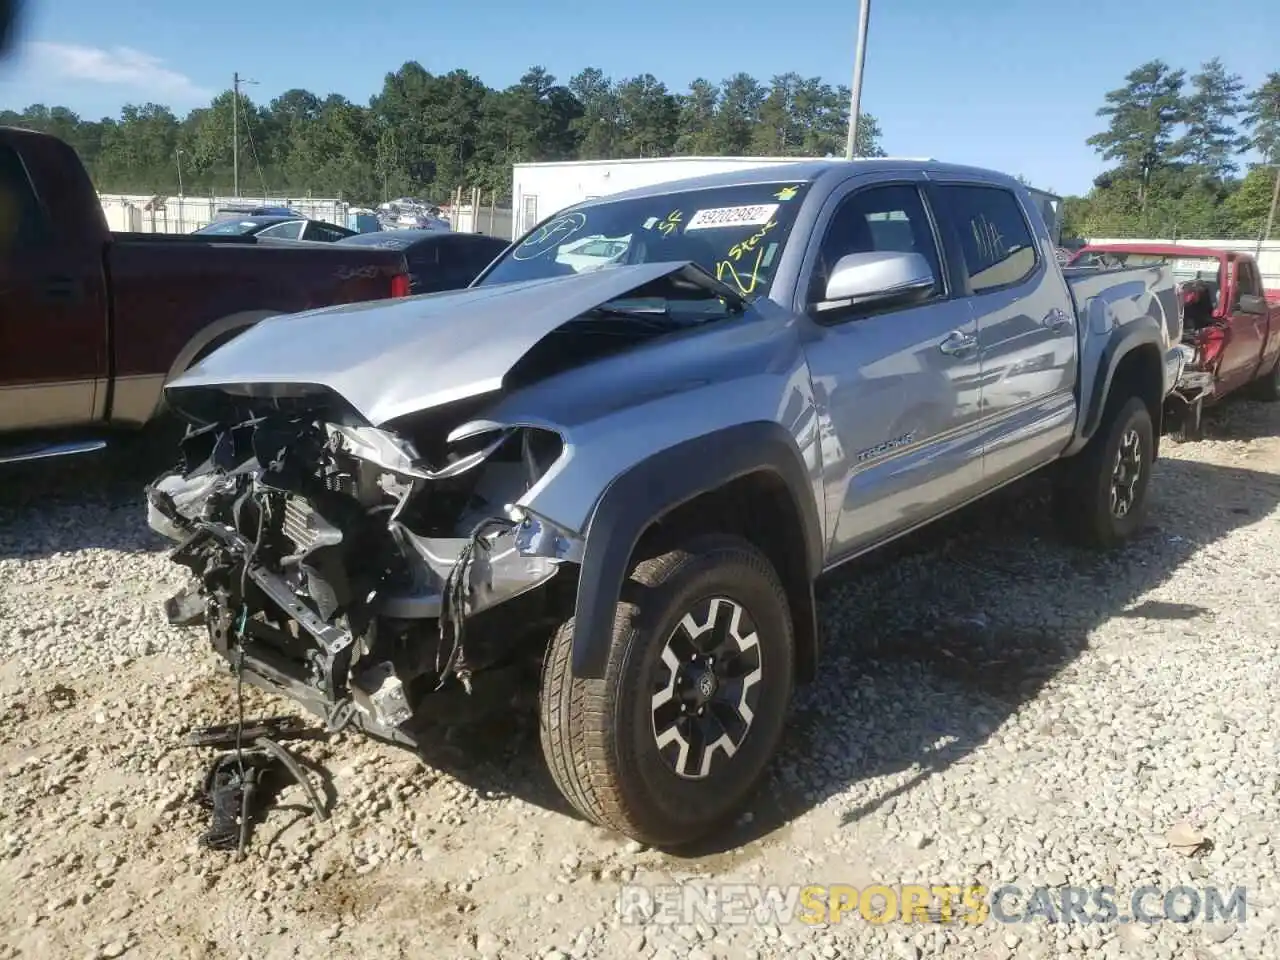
{"left": 1236, "top": 259, "right": 1262, "bottom": 299}
{"left": 0, "top": 145, "right": 48, "bottom": 249}
{"left": 939, "top": 185, "right": 1038, "bottom": 293}
{"left": 308, "top": 223, "right": 348, "bottom": 242}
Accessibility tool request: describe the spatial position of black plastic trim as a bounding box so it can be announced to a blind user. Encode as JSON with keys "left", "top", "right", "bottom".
{"left": 1078, "top": 324, "right": 1163, "bottom": 447}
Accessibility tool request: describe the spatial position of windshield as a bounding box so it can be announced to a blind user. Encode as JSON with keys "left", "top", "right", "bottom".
{"left": 195, "top": 219, "right": 268, "bottom": 235}
{"left": 478, "top": 181, "right": 813, "bottom": 299}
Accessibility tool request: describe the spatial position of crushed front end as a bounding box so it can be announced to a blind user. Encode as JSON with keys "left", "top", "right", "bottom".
{"left": 1164, "top": 280, "right": 1224, "bottom": 432}
{"left": 145, "top": 392, "right": 583, "bottom": 745}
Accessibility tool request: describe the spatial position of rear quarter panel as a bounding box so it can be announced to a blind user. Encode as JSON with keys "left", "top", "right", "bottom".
{"left": 1061, "top": 261, "right": 1177, "bottom": 450}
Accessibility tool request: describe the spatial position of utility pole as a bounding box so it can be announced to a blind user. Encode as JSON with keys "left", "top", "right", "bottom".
{"left": 232, "top": 71, "right": 259, "bottom": 197}
{"left": 1262, "top": 152, "right": 1280, "bottom": 255}
{"left": 844, "top": 0, "right": 872, "bottom": 160}
{"left": 233, "top": 72, "right": 239, "bottom": 197}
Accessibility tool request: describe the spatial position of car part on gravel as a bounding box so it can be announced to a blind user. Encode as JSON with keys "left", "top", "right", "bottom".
{"left": 193, "top": 733, "right": 329, "bottom": 859}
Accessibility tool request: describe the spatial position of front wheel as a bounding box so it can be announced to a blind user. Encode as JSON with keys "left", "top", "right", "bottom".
{"left": 538, "top": 533, "right": 795, "bottom": 848}
{"left": 1053, "top": 395, "right": 1155, "bottom": 549}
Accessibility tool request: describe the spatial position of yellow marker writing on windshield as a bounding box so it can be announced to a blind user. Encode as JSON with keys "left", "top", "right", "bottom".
{"left": 728, "top": 220, "right": 776, "bottom": 262}
{"left": 716, "top": 246, "right": 767, "bottom": 295}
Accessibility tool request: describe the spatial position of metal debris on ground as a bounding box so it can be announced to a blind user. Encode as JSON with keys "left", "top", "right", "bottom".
{"left": 187, "top": 716, "right": 332, "bottom": 859}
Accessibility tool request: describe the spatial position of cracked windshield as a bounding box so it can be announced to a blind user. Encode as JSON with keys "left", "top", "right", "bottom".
{"left": 1, "top": 0, "right": 1279, "bottom": 958}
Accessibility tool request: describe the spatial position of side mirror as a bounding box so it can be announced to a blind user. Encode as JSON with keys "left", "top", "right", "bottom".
{"left": 1237, "top": 293, "right": 1267, "bottom": 316}
{"left": 813, "top": 251, "right": 936, "bottom": 315}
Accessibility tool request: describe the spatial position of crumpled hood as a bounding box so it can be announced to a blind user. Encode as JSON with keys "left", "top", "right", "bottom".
{"left": 166, "top": 261, "right": 705, "bottom": 427}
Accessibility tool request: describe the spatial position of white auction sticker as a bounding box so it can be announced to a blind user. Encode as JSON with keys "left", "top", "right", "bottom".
{"left": 684, "top": 203, "right": 780, "bottom": 231}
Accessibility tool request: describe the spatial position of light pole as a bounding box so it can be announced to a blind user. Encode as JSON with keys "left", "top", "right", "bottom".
{"left": 844, "top": 0, "right": 872, "bottom": 160}
{"left": 175, "top": 148, "right": 184, "bottom": 196}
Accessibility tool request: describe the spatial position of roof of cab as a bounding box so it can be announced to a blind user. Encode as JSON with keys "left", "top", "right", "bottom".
{"left": 569, "top": 157, "right": 1026, "bottom": 209}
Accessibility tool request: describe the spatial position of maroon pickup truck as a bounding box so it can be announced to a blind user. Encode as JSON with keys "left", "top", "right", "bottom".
{"left": 0, "top": 126, "right": 411, "bottom": 464}
{"left": 1068, "top": 243, "right": 1280, "bottom": 440}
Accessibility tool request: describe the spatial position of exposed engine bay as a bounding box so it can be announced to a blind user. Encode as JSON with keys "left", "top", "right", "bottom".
{"left": 146, "top": 400, "right": 583, "bottom": 746}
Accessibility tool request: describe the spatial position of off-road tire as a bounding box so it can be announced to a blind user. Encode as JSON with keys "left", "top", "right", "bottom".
{"left": 1052, "top": 394, "right": 1154, "bottom": 549}
{"left": 538, "top": 533, "right": 794, "bottom": 848}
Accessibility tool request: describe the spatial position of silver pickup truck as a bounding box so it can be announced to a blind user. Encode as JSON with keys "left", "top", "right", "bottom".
{"left": 144, "top": 159, "right": 1183, "bottom": 848}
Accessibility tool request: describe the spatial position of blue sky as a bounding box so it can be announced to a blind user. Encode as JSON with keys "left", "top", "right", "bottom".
{"left": 1, "top": 0, "right": 1277, "bottom": 196}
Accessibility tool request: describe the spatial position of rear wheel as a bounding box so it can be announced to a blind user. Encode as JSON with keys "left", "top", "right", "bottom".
{"left": 538, "top": 533, "right": 794, "bottom": 847}
{"left": 1053, "top": 395, "right": 1154, "bottom": 549}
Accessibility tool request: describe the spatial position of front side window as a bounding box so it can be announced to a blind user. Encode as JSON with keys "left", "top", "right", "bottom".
{"left": 257, "top": 221, "right": 305, "bottom": 240}
{"left": 0, "top": 145, "right": 47, "bottom": 249}
{"left": 479, "top": 180, "right": 815, "bottom": 300}
{"left": 808, "top": 183, "right": 943, "bottom": 304}
{"left": 939, "top": 184, "right": 1038, "bottom": 293}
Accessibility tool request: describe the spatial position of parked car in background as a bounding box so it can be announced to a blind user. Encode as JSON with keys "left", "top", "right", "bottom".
{"left": 334, "top": 229, "right": 509, "bottom": 293}
{"left": 193, "top": 215, "right": 357, "bottom": 242}
{"left": 1068, "top": 243, "right": 1280, "bottom": 440}
{"left": 147, "top": 158, "right": 1183, "bottom": 848}
{"left": 0, "top": 125, "right": 411, "bottom": 465}
{"left": 210, "top": 205, "right": 305, "bottom": 220}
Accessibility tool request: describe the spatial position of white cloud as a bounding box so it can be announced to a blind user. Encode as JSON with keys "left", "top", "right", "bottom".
{"left": 26, "top": 41, "right": 212, "bottom": 101}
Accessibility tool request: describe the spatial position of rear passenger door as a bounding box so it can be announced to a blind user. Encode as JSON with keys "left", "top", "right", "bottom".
{"left": 931, "top": 181, "right": 1078, "bottom": 488}
{"left": 797, "top": 175, "right": 986, "bottom": 559}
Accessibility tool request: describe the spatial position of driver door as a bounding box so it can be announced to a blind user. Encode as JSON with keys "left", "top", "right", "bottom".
{"left": 1218, "top": 258, "right": 1269, "bottom": 390}
{"left": 797, "top": 176, "right": 984, "bottom": 561}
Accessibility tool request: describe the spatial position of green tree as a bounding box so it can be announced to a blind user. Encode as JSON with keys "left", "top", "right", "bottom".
{"left": 1178, "top": 58, "right": 1248, "bottom": 178}
{"left": 1087, "top": 60, "right": 1187, "bottom": 199}
{"left": 1, "top": 59, "right": 887, "bottom": 204}
{"left": 1243, "top": 72, "right": 1280, "bottom": 163}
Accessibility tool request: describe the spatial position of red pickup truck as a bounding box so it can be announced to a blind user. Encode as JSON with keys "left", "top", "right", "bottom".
{"left": 0, "top": 126, "right": 411, "bottom": 464}
{"left": 1068, "top": 243, "right": 1280, "bottom": 440}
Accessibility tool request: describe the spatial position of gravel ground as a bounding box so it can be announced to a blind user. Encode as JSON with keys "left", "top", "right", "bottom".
{"left": 1, "top": 399, "right": 1278, "bottom": 960}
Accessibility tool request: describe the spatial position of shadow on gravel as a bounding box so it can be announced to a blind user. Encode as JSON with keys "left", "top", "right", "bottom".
{"left": 1199, "top": 393, "right": 1280, "bottom": 442}
{"left": 670, "top": 444, "right": 1280, "bottom": 858}
{"left": 0, "top": 430, "right": 178, "bottom": 560}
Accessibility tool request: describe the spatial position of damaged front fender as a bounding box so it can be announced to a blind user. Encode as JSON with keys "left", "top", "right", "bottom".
{"left": 145, "top": 398, "right": 585, "bottom": 744}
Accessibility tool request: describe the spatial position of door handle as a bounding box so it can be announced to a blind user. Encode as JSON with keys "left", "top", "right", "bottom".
{"left": 938, "top": 330, "right": 978, "bottom": 358}
{"left": 1043, "top": 308, "right": 1072, "bottom": 331}
{"left": 41, "top": 276, "right": 80, "bottom": 302}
